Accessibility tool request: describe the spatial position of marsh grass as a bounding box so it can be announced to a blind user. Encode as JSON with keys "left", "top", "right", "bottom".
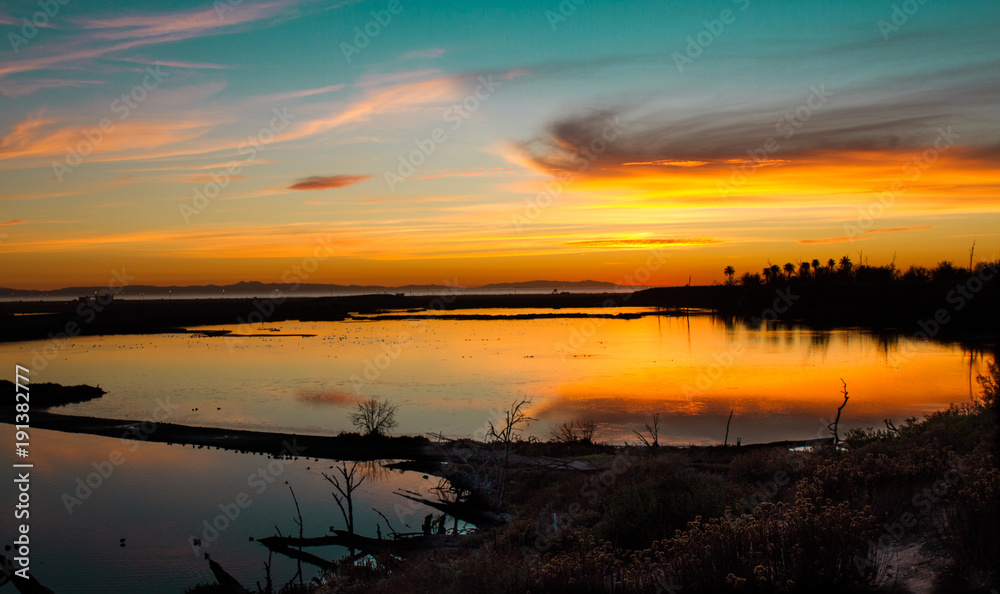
{"left": 268, "top": 362, "right": 1000, "bottom": 593}
{"left": 594, "top": 466, "right": 728, "bottom": 549}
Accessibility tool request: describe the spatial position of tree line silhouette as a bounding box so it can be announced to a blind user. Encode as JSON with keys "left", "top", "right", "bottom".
{"left": 722, "top": 254, "right": 999, "bottom": 287}
{"left": 635, "top": 250, "right": 999, "bottom": 339}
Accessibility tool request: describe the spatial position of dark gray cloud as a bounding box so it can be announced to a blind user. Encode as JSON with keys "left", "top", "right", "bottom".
{"left": 520, "top": 70, "right": 1000, "bottom": 176}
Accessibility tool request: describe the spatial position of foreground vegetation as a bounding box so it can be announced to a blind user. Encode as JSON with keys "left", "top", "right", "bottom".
{"left": 186, "top": 361, "right": 999, "bottom": 594}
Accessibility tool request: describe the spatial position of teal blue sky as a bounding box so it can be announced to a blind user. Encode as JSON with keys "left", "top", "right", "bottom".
{"left": 1, "top": 0, "right": 998, "bottom": 288}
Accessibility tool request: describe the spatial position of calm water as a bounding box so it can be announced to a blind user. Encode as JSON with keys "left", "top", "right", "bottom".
{"left": 1, "top": 310, "right": 993, "bottom": 592}
{"left": 0, "top": 427, "right": 443, "bottom": 593}
{"left": 3, "top": 310, "right": 990, "bottom": 444}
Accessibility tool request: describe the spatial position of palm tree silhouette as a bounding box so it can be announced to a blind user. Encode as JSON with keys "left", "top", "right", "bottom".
{"left": 724, "top": 265, "right": 735, "bottom": 285}
{"left": 783, "top": 262, "right": 796, "bottom": 279}
{"left": 839, "top": 255, "right": 853, "bottom": 275}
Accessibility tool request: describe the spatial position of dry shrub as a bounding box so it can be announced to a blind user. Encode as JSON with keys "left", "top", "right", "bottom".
{"left": 939, "top": 445, "right": 1000, "bottom": 582}
{"left": 531, "top": 495, "right": 886, "bottom": 594}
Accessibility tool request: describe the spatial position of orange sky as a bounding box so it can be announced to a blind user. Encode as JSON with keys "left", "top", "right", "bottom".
{"left": 1, "top": 0, "right": 998, "bottom": 289}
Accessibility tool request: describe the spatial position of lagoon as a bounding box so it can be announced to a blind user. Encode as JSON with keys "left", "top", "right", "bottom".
{"left": 3, "top": 309, "right": 990, "bottom": 446}
{"left": 0, "top": 309, "right": 992, "bottom": 592}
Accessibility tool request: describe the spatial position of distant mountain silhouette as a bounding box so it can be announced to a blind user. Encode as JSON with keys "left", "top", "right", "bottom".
{"left": 477, "top": 280, "right": 621, "bottom": 289}
{"left": 0, "top": 279, "right": 625, "bottom": 296}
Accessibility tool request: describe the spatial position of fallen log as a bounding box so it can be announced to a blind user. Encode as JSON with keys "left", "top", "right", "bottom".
{"left": 251, "top": 539, "right": 336, "bottom": 570}
{"left": 256, "top": 530, "right": 463, "bottom": 557}
{"left": 394, "top": 490, "right": 509, "bottom": 526}
{"left": 207, "top": 557, "right": 248, "bottom": 594}
{"left": 0, "top": 555, "right": 55, "bottom": 594}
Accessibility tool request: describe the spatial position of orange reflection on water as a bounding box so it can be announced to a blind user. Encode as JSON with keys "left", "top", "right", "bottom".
{"left": 1, "top": 314, "right": 989, "bottom": 445}
{"left": 531, "top": 317, "right": 988, "bottom": 444}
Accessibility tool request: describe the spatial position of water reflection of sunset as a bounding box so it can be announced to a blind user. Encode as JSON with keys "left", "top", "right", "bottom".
{"left": 3, "top": 315, "right": 986, "bottom": 445}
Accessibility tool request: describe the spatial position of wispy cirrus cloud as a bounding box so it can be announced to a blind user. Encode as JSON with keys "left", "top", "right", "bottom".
{"left": 0, "top": 67, "right": 521, "bottom": 170}
{"left": 287, "top": 174, "right": 372, "bottom": 190}
{"left": 75, "top": 0, "right": 307, "bottom": 41}
{"left": 797, "top": 236, "right": 864, "bottom": 245}
{"left": 403, "top": 48, "right": 447, "bottom": 59}
{"left": 0, "top": 12, "right": 57, "bottom": 28}
{"left": 260, "top": 84, "right": 345, "bottom": 102}
{"left": 863, "top": 225, "right": 934, "bottom": 234}
{"left": 0, "top": 78, "right": 107, "bottom": 98}
{"left": 568, "top": 238, "right": 722, "bottom": 248}
{"left": 798, "top": 226, "right": 934, "bottom": 245}
{"left": 0, "top": 0, "right": 322, "bottom": 91}
{"left": 117, "top": 58, "right": 233, "bottom": 70}
{"left": 278, "top": 68, "right": 527, "bottom": 144}
{"left": 0, "top": 111, "right": 217, "bottom": 163}
{"left": 0, "top": 222, "right": 345, "bottom": 256}
{"left": 411, "top": 167, "right": 513, "bottom": 180}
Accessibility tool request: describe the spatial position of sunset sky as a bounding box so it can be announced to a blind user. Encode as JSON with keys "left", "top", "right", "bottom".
{"left": 1, "top": 0, "right": 998, "bottom": 289}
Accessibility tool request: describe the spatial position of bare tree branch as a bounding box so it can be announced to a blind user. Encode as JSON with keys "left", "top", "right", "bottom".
{"left": 634, "top": 412, "right": 661, "bottom": 448}
{"left": 827, "top": 379, "right": 850, "bottom": 446}
{"left": 350, "top": 398, "right": 399, "bottom": 437}
{"left": 323, "top": 462, "right": 365, "bottom": 536}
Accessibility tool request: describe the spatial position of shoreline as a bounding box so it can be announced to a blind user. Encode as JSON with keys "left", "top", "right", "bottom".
{"left": 1, "top": 285, "right": 996, "bottom": 347}
{"left": 0, "top": 409, "right": 833, "bottom": 462}
{"left": 0, "top": 410, "right": 439, "bottom": 462}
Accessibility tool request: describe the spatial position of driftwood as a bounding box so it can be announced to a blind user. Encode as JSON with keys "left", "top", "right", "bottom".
{"left": 256, "top": 530, "right": 462, "bottom": 558}
{"left": 394, "top": 490, "right": 508, "bottom": 526}
{"left": 251, "top": 538, "right": 337, "bottom": 569}
{"left": 0, "top": 555, "right": 56, "bottom": 594}
{"left": 208, "top": 557, "right": 248, "bottom": 594}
